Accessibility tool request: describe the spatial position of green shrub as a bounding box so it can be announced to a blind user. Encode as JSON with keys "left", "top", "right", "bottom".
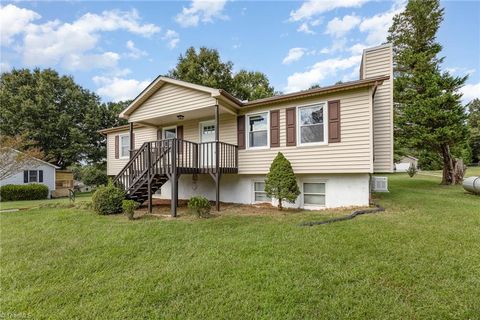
{"left": 0, "top": 184, "right": 49, "bottom": 201}
{"left": 122, "top": 200, "right": 139, "bottom": 220}
{"left": 265, "top": 152, "right": 300, "bottom": 210}
{"left": 407, "top": 163, "right": 418, "bottom": 178}
{"left": 188, "top": 196, "right": 211, "bottom": 218}
{"left": 91, "top": 182, "right": 124, "bottom": 215}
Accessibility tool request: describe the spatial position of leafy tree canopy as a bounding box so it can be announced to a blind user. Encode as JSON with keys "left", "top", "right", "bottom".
{"left": 467, "top": 98, "right": 480, "bottom": 163}
{"left": 168, "top": 47, "right": 275, "bottom": 101}
{"left": 0, "top": 68, "right": 127, "bottom": 168}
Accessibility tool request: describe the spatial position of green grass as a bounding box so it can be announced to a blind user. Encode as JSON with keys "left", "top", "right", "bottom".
{"left": 0, "top": 192, "right": 92, "bottom": 210}
{"left": 1, "top": 174, "right": 479, "bottom": 319}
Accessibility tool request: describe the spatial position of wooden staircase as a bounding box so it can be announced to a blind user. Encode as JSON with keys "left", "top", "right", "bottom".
{"left": 113, "top": 138, "right": 238, "bottom": 216}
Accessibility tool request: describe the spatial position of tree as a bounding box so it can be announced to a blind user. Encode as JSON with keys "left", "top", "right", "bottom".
{"left": 0, "top": 68, "right": 126, "bottom": 167}
{"left": 168, "top": 47, "right": 234, "bottom": 91}
{"left": 231, "top": 70, "right": 275, "bottom": 101}
{"left": 0, "top": 135, "right": 44, "bottom": 180}
{"left": 467, "top": 99, "right": 480, "bottom": 164}
{"left": 81, "top": 165, "right": 108, "bottom": 187}
{"left": 387, "top": 0, "right": 469, "bottom": 185}
{"left": 168, "top": 47, "right": 275, "bottom": 101}
{"left": 265, "top": 152, "right": 300, "bottom": 210}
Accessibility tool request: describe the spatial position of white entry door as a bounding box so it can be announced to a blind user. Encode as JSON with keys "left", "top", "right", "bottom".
{"left": 200, "top": 121, "right": 216, "bottom": 167}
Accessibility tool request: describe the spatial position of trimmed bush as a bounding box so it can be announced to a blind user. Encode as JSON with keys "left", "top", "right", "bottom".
{"left": 92, "top": 182, "right": 124, "bottom": 215}
{"left": 265, "top": 152, "right": 300, "bottom": 210}
{"left": 122, "top": 200, "right": 139, "bottom": 220}
{"left": 0, "top": 184, "right": 49, "bottom": 201}
{"left": 188, "top": 196, "right": 211, "bottom": 218}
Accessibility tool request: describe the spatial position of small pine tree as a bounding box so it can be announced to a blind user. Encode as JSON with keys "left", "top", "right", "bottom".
{"left": 265, "top": 152, "right": 300, "bottom": 210}
{"left": 407, "top": 163, "right": 418, "bottom": 178}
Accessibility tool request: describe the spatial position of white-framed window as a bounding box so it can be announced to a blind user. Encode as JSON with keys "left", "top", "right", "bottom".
{"left": 247, "top": 112, "right": 269, "bottom": 149}
{"left": 253, "top": 181, "right": 271, "bottom": 203}
{"left": 119, "top": 134, "right": 130, "bottom": 158}
{"left": 24, "top": 170, "right": 44, "bottom": 183}
{"left": 163, "top": 126, "right": 177, "bottom": 140}
{"left": 297, "top": 103, "right": 327, "bottom": 145}
{"left": 303, "top": 182, "right": 326, "bottom": 206}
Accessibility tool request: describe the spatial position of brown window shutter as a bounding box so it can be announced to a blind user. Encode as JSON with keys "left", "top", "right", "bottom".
{"left": 328, "top": 100, "right": 341, "bottom": 143}
{"left": 237, "top": 115, "right": 245, "bottom": 150}
{"left": 157, "top": 129, "right": 162, "bottom": 140}
{"left": 270, "top": 110, "right": 280, "bottom": 147}
{"left": 176, "top": 125, "right": 184, "bottom": 154}
{"left": 286, "top": 107, "right": 296, "bottom": 146}
{"left": 114, "top": 135, "right": 119, "bottom": 159}
{"left": 177, "top": 126, "right": 183, "bottom": 140}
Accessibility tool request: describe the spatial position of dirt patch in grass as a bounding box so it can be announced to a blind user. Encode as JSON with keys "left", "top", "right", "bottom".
{"left": 132, "top": 198, "right": 370, "bottom": 221}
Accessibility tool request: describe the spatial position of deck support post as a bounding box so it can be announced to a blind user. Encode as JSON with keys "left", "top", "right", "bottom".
{"left": 129, "top": 122, "right": 134, "bottom": 159}
{"left": 147, "top": 142, "right": 152, "bottom": 213}
{"left": 170, "top": 140, "right": 178, "bottom": 217}
{"left": 214, "top": 103, "right": 221, "bottom": 211}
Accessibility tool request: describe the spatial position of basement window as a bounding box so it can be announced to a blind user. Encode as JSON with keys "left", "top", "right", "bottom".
{"left": 253, "top": 181, "right": 271, "bottom": 202}
{"left": 303, "top": 182, "right": 326, "bottom": 206}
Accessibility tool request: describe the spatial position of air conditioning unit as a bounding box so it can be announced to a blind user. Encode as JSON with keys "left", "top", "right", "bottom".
{"left": 371, "top": 176, "right": 389, "bottom": 192}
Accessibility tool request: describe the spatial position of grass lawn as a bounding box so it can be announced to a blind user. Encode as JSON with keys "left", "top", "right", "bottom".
{"left": 1, "top": 173, "right": 479, "bottom": 319}
{"left": 0, "top": 192, "right": 92, "bottom": 211}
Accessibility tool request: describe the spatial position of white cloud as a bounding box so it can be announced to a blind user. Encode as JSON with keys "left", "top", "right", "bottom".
{"left": 325, "top": 14, "right": 361, "bottom": 37}
{"left": 446, "top": 67, "right": 476, "bottom": 76}
{"left": 175, "top": 0, "right": 228, "bottom": 27}
{"left": 460, "top": 82, "right": 480, "bottom": 104}
{"left": 320, "top": 38, "right": 347, "bottom": 54}
{"left": 162, "top": 30, "right": 180, "bottom": 49}
{"left": 283, "top": 48, "right": 307, "bottom": 64}
{"left": 359, "top": 2, "right": 404, "bottom": 45}
{"left": 0, "top": 4, "right": 40, "bottom": 45}
{"left": 349, "top": 43, "right": 368, "bottom": 55}
{"left": 290, "top": 0, "right": 368, "bottom": 22}
{"left": 93, "top": 76, "right": 151, "bottom": 102}
{"left": 284, "top": 55, "right": 362, "bottom": 92}
{"left": 297, "top": 22, "right": 315, "bottom": 34}
{"left": 3, "top": 5, "right": 160, "bottom": 70}
{"left": 126, "top": 40, "right": 147, "bottom": 59}
{"left": 0, "top": 62, "right": 11, "bottom": 73}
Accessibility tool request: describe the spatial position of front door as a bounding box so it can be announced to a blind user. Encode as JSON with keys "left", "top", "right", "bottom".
{"left": 200, "top": 121, "right": 216, "bottom": 167}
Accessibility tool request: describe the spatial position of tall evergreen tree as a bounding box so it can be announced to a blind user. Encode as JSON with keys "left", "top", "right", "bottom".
{"left": 387, "top": 0, "right": 468, "bottom": 184}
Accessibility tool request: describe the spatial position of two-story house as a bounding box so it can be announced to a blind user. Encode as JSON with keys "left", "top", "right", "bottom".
{"left": 100, "top": 44, "right": 394, "bottom": 216}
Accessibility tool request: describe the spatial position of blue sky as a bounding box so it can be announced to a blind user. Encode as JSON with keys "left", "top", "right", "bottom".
{"left": 1, "top": 0, "right": 479, "bottom": 103}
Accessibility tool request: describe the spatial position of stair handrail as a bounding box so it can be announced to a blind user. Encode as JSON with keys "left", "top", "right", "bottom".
{"left": 113, "top": 142, "right": 149, "bottom": 187}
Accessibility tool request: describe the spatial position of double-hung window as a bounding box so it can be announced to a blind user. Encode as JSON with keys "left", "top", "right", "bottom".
{"left": 254, "top": 181, "right": 271, "bottom": 202}
{"left": 24, "top": 170, "right": 44, "bottom": 183}
{"left": 247, "top": 112, "right": 268, "bottom": 148}
{"left": 119, "top": 135, "right": 130, "bottom": 158}
{"left": 303, "top": 182, "right": 326, "bottom": 206}
{"left": 298, "top": 104, "right": 326, "bottom": 145}
{"left": 163, "top": 127, "right": 177, "bottom": 139}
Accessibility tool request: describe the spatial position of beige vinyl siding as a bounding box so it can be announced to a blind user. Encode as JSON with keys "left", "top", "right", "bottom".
{"left": 363, "top": 45, "right": 394, "bottom": 172}
{"left": 106, "top": 126, "right": 158, "bottom": 176}
{"left": 236, "top": 88, "right": 373, "bottom": 174}
{"left": 128, "top": 83, "right": 217, "bottom": 123}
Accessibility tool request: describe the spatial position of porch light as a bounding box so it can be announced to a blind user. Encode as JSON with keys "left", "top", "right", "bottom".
{"left": 177, "top": 114, "right": 184, "bottom": 120}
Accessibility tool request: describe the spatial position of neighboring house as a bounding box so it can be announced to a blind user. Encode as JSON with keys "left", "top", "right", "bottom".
{"left": 100, "top": 44, "right": 394, "bottom": 216}
{"left": 395, "top": 156, "right": 419, "bottom": 172}
{"left": 0, "top": 152, "right": 59, "bottom": 198}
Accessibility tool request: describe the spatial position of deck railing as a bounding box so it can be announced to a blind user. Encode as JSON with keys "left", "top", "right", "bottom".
{"left": 114, "top": 138, "right": 238, "bottom": 191}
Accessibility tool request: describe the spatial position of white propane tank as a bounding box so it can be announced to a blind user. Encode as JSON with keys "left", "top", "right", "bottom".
{"left": 463, "top": 176, "right": 480, "bottom": 195}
